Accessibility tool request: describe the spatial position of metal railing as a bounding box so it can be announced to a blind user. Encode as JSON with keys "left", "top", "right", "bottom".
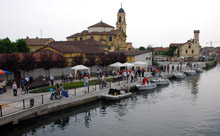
{"left": 0, "top": 81, "right": 113, "bottom": 117}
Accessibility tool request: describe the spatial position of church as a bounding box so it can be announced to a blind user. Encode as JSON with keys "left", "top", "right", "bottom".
{"left": 66, "top": 6, "right": 132, "bottom": 51}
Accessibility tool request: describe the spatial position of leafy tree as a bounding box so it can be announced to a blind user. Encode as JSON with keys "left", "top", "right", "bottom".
{"left": 71, "top": 54, "right": 84, "bottom": 66}
{"left": 16, "top": 39, "right": 30, "bottom": 52}
{"left": 117, "top": 52, "right": 127, "bottom": 63}
{"left": 0, "top": 38, "right": 17, "bottom": 53}
{"left": 38, "top": 52, "right": 55, "bottom": 78}
{"left": 55, "top": 54, "right": 67, "bottom": 74}
{"left": 167, "top": 47, "right": 177, "bottom": 57}
{"left": 97, "top": 53, "right": 111, "bottom": 67}
{"left": 19, "top": 53, "right": 36, "bottom": 71}
{"left": 139, "top": 46, "right": 145, "bottom": 50}
{"left": 0, "top": 53, "right": 20, "bottom": 72}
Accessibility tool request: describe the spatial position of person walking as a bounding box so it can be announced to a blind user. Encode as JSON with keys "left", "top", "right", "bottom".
{"left": 12, "top": 81, "right": 17, "bottom": 96}
{"left": 50, "top": 75, "right": 54, "bottom": 86}
{"left": 2, "top": 78, "right": 7, "bottom": 93}
{"left": 84, "top": 74, "right": 89, "bottom": 93}
{"left": 167, "top": 64, "right": 170, "bottom": 74}
{"left": 0, "top": 80, "right": 3, "bottom": 95}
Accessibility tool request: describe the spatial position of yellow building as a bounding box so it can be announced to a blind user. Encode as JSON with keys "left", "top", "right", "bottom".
{"left": 36, "top": 39, "right": 109, "bottom": 65}
{"left": 25, "top": 37, "right": 54, "bottom": 52}
{"left": 66, "top": 6, "right": 130, "bottom": 51}
{"left": 169, "top": 30, "right": 201, "bottom": 61}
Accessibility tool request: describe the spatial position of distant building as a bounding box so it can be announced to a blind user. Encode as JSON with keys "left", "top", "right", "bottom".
{"left": 169, "top": 30, "right": 201, "bottom": 61}
{"left": 66, "top": 6, "right": 130, "bottom": 51}
{"left": 114, "top": 50, "right": 152, "bottom": 65}
{"left": 153, "top": 47, "right": 169, "bottom": 55}
{"left": 25, "top": 37, "right": 54, "bottom": 52}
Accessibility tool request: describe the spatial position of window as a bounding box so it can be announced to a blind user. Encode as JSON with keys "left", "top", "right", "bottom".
{"left": 80, "top": 37, "right": 83, "bottom": 41}
{"left": 119, "top": 27, "right": 121, "bottom": 31}
{"left": 119, "top": 16, "right": 121, "bottom": 23}
{"left": 146, "top": 57, "right": 148, "bottom": 60}
{"left": 90, "top": 36, "right": 94, "bottom": 39}
{"left": 120, "top": 40, "right": 122, "bottom": 45}
{"left": 109, "top": 36, "right": 112, "bottom": 42}
{"left": 186, "top": 50, "right": 188, "bottom": 53}
{"left": 192, "top": 50, "right": 194, "bottom": 54}
{"left": 189, "top": 43, "right": 191, "bottom": 48}
{"left": 74, "top": 38, "right": 77, "bottom": 41}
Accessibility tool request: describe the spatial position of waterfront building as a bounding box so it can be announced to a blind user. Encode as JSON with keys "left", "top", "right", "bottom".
{"left": 25, "top": 37, "right": 54, "bottom": 52}
{"left": 169, "top": 30, "right": 201, "bottom": 61}
{"left": 36, "top": 39, "right": 108, "bottom": 65}
{"left": 114, "top": 50, "right": 152, "bottom": 65}
{"left": 66, "top": 6, "right": 131, "bottom": 51}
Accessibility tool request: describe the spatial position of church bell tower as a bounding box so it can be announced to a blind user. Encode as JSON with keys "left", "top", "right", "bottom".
{"left": 116, "top": 4, "right": 126, "bottom": 34}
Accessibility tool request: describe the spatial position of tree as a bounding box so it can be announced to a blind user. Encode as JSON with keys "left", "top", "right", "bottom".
{"left": 139, "top": 46, "right": 145, "bottom": 50}
{"left": 167, "top": 47, "right": 177, "bottom": 57}
{"left": 0, "top": 38, "right": 17, "bottom": 53}
{"left": 54, "top": 54, "right": 67, "bottom": 74}
{"left": 97, "top": 53, "right": 111, "bottom": 68}
{"left": 19, "top": 53, "right": 36, "bottom": 77}
{"left": 71, "top": 54, "right": 84, "bottom": 66}
{"left": 0, "top": 53, "right": 20, "bottom": 72}
{"left": 38, "top": 52, "right": 55, "bottom": 78}
{"left": 84, "top": 53, "right": 97, "bottom": 73}
{"left": 16, "top": 39, "right": 30, "bottom": 52}
{"left": 117, "top": 52, "right": 127, "bottom": 63}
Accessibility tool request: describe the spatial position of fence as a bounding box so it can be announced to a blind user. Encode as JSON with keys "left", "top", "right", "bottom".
{"left": 0, "top": 81, "right": 114, "bottom": 117}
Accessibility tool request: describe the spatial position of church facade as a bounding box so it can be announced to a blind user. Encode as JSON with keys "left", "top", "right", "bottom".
{"left": 66, "top": 6, "right": 131, "bottom": 51}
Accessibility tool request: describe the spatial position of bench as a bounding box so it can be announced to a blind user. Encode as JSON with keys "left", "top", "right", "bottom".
{"left": 28, "top": 80, "right": 50, "bottom": 90}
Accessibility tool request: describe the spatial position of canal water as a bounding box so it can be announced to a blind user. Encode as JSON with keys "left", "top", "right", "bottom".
{"left": 1, "top": 66, "right": 220, "bottom": 136}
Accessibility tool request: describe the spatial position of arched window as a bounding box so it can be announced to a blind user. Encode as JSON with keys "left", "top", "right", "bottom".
{"left": 119, "top": 16, "right": 121, "bottom": 23}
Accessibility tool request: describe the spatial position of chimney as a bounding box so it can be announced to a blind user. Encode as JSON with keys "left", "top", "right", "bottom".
{"left": 36, "top": 37, "right": 38, "bottom": 39}
{"left": 26, "top": 36, "right": 29, "bottom": 39}
{"left": 194, "top": 30, "right": 200, "bottom": 43}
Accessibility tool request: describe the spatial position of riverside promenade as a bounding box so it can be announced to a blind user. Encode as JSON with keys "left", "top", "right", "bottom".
{"left": 0, "top": 75, "right": 143, "bottom": 126}
{"left": 0, "top": 65, "right": 199, "bottom": 127}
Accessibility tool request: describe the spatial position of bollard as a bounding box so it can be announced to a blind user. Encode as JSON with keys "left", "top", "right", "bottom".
{"left": 88, "top": 85, "right": 89, "bottom": 93}
{"left": 30, "top": 99, "right": 34, "bottom": 107}
{"left": 95, "top": 84, "right": 96, "bottom": 91}
{"left": 74, "top": 88, "right": 76, "bottom": 96}
{"left": 23, "top": 99, "right": 25, "bottom": 109}
{"left": 110, "top": 82, "right": 111, "bottom": 88}
{"left": 0, "top": 105, "right": 2, "bottom": 117}
{"left": 42, "top": 95, "right": 44, "bottom": 104}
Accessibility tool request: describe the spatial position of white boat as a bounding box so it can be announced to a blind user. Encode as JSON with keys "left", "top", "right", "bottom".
{"left": 136, "top": 82, "right": 157, "bottom": 90}
{"left": 185, "top": 70, "right": 197, "bottom": 75}
{"left": 194, "top": 67, "right": 204, "bottom": 73}
{"left": 173, "top": 73, "right": 186, "bottom": 79}
{"left": 101, "top": 89, "right": 132, "bottom": 101}
{"left": 152, "top": 78, "right": 170, "bottom": 85}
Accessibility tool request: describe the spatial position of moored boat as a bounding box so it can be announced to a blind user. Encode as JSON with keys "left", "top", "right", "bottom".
{"left": 173, "top": 73, "right": 186, "bottom": 79}
{"left": 194, "top": 67, "right": 204, "bottom": 73}
{"left": 136, "top": 82, "right": 157, "bottom": 90}
{"left": 152, "top": 78, "right": 170, "bottom": 85}
{"left": 185, "top": 70, "right": 197, "bottom": 75}
{"left": 101, "top": 88, "right": 132, "bottom": 101}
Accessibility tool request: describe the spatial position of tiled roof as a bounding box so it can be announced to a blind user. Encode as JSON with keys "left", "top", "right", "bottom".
{"left": 25, "top": 38, "right": 54, "bottom": 46}
{"left": 67, "top": 30, "right": 119, "bottom": 38}
{"left": 153, "top": 47, "right": 169, "bottom": 52}
{"left": 113, "top": 50, "right": 151, "bottom": 56}
{"left": 88, "top": 21, "right": 114, "bottom": 28}
{"left": 169, "top": 43, "right": 185, "bottom": 47}
{"left": 42, "top": 39, "right": 108, "bottom": 54}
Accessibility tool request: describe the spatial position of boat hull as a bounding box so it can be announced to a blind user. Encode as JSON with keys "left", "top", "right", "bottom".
{"left": 101, "top": 92, "right": 132, "bottom": 100}
{"left": 136, "top": 83, "right": 157, "bottom": 90}
{"left": 174, "top": 73, "right": 186, "bottom": 79}
{"left": 185, "top": 70, "right": 197, "bottom": 75}
{"left": 152, "top": 79, "right": 170, "bottom": 85}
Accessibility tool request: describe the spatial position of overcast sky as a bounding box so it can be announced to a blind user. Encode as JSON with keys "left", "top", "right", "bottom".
{"left": 1, "top": 0, "right": 220, "bottom": 48}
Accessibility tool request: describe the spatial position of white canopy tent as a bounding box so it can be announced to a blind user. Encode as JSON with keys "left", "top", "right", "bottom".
{"left": 132, "top": 61, "right": 147, "bottom": 68}
{"left": 122, "top": 62, "right": 135, "bottom": 68}
{"left": 109, "top": 62, "right": 126, "bottom": 68}
{"left": 70, "top": 65, "right": 90, "bottom": 79}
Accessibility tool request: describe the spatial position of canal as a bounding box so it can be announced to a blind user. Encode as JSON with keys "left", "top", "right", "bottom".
{"left": 1, "top": 66, "right": 220, "bottom": 136}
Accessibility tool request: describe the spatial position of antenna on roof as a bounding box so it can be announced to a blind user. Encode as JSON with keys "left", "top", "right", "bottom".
{"left": 121, "top": 2, "right": 122, "bottom": 8}
{"left": 40, "top": 28, "right": 42, "bottom": 38}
